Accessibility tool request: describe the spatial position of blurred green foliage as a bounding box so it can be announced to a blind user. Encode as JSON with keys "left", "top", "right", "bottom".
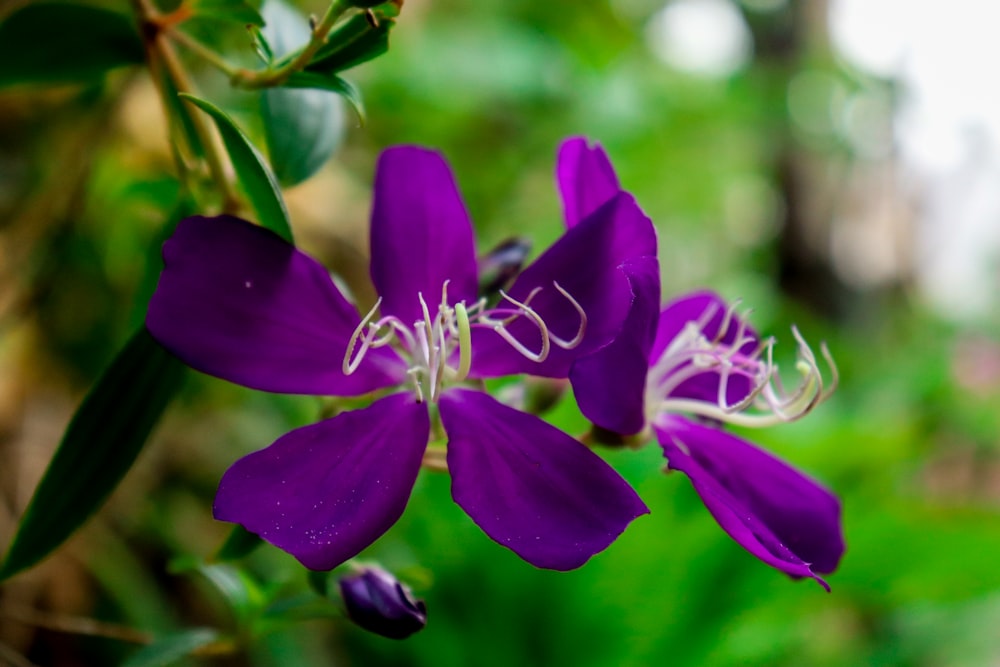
{"left": 1, "top": 0, "right": 999, "bottom": 665}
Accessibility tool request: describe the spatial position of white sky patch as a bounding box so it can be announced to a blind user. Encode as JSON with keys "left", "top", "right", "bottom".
{"left": 647, "top": 0, "right": 752, "bottom": 78}
{"left": 830, "top": 0, "right": 1000, "bottom": 320}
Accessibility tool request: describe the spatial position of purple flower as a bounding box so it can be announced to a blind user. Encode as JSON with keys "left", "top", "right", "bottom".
{"left": 560, "top": 137, "right": 845, "bottom": 589}
{"left": 146, "top": 143, "right": 655, "bottom": 571}
{"left": 339, "top": 566, "right": 427, "bottom": 640}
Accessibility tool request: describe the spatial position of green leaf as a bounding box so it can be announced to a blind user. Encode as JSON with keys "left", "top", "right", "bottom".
{"left": 189, "top": 0, "right": 265, "bottom": 26}
{"left": 305, "top": 12, "right": 393, "bottom": 75}
{"left": 249, "top": 25, "right": 276, "bottom": 65}
{"left": 180, "top": 94, "right": 294, "bottom": 244}
{"left": 194, "top": 564, "right": 268, "bottom": 627}
{"left": 0, "top": 329, "right": 186, "bottom": 580}
{"left": 122, "top": 628, "right": 222, "bottom": 667}
{"left": 260, "top": 0, "right": 345, "bottom": 185}
{"left": 215, "top": 525, "right": 263, "bottom": 561}
{"left": 262, "top": 594, "right": 342, "bottom": 622}
{"left": 284, "top": 71, "right": 364, "bottom": 121}
{"left": 0, "top": 3, "right": 144, "bottom": 87}
{"left": 306, "top": 569, "right": 335, "bottom": 598}
{"left": 159, "top": 70, "right": 207, "bottom": 161}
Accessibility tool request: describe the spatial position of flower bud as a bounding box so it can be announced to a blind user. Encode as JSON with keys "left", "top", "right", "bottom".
{"left": 339, "top": 567, "right": 427, "bottom": 639}
{"left": 478, "top": 237, "right": 532, "bottom": 295}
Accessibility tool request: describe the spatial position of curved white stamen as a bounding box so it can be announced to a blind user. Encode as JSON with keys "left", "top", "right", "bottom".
{"left": 378, "top": 317, "right": 417, "bottom": 352}
{"left": 341, "top": 279, "right": 590, "bottom": 401}
{"left": 431, "top": 313, "right": 448, "bottom": 400}
{"left": 478, "top": 287, "right": 544, "bottom": 328}
{"left": 343, "top": 298, "right": 383, "bottom": 375}
{"left": 417, "top": 292, "right": 434, "bottom": 363}
{"left": 548, "top": 281, "right": 587, "bottom": 350}
{"left": 490, "top": 290, "right": 550, "bottom": 362}
{"left": 650, "top": 315, "right": 836, "bottom": 428}
{"left": 820, "top": 341, "right": 839, "bottom": 393}
{"left": 713, "top": 299, "right": 742, "bottom": 344}
{"left": 407, "top": 367, "right": 425, "bottom": 403}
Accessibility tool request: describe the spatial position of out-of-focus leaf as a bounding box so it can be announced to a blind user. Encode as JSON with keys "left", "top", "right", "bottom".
{"left": 284, "top": 71, "right": 364, "bottom": 121}
{"left": 306, "top": 569, "right": 335, "bottom": 598}
{"left": 194, "top": 563, "right": 268, "bottom": 627}
{"left": 0, "top": 3, "right": 144, "bottom": 87}
{"left": 262, "top": 594, "right": 341, "bottom": 622}
{"left": 215, "top": 525, "right": 263, "bottom": 561}
{"left": 304, "top": 12, "right": 393, "bottom": 74}
{"left": 0, "top": 329, "right": 186, "bottom": 581}
{"left": 128, "top": 197, "right": 195, "bottom": 330}
{"left": 158, "top": 69, "right": 207, "bottom": 161}
{"left": 122, "top": 628, "right": 222, "bottom": 667}
{"left": 180, "top": 94, "right": 294, "bottom": 243}
{"left": 189, "top": 0, "right": 264, "bottom": 26}
{"left": 249, "top": 25, "right": 275, "bottom": 65}
{"left": 260, "top": 0, "right": 345, "bottom": 186}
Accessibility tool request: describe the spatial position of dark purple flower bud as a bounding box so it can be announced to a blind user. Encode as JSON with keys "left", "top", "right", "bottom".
{"left": 478, "top": 236, "right": 532, "bottom": 295}
{"left": 339, "top": 567, "right": 427, "bottom": 639}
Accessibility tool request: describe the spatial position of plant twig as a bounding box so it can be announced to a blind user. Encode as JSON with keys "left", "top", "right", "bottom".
{"left": 0, "top": 603, "right": 154, "bottom": 645}
{"left": 231, "top": 0, "right": 353, "bottom": 88}
{"left": 133, "top": 0, "right": 241, "bottom": 213}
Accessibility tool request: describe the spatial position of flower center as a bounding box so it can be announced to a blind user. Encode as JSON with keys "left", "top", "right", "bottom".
{"left": 343, "top": 281, "right": 587, "bottom": 402}
{"left": 646, "top": 300, "right": 837, "bottom": 428}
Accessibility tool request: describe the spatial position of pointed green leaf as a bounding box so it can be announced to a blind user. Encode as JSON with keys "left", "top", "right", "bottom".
{"left": 249, "top": 25, "right": 275, "bottom": 65}
{"left": 305, "top": 12, "right": 393, "bottom": 74}
{"left": 260, "top": 0, "right": 345, "bottom": 186}
{"left": 181, "top": 94, "right": 293, "bottom": 243}
{"left": 0, "top": 3, "right": 144, "bottom": 87}
{"left": 0, "top": 329, "right": 186, "bottom": 580}
{"left": 122, "top": 628, "right": 222, "bottom": 667}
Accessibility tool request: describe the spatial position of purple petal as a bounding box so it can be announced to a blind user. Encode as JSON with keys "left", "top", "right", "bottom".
{"left": 557, "top": 137, "right": 621, "bottom": 228}
{"left": 569, "top": 256, "right": 660, "bottom": 435}
{"left": 655, "top": 415, "right": 844, "bottom": 588}
{"left": 369, "top": 146, "right": 479, "bottom": 324}
{"left": 214, "top": 393, "right": 430, "bottom": 571}
{"left": 470, "top": 192, "right": 657, "bottom": 379}
{"left": 651, "top": 291, "right": 760, "bottom": 406}
{"left": 440, "top": 388, "right": 648, "bottom": 570}
{"left": 147, "top": 215, "right": 405, "bottom": 396}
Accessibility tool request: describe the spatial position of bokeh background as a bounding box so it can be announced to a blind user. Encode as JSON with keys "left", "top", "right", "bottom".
{"left": 3, "top": 0, "right": 1000, "bottom": 665}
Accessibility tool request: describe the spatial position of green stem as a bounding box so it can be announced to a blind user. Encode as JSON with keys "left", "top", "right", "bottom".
{"left": 133, "top": 0, "right": 241, "bottom": 213}
{"left": 166, "top": 27, "right": 241, "bottom": 79}
{"left": 231, "top": 0, "right": 353, "bottom": 88}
